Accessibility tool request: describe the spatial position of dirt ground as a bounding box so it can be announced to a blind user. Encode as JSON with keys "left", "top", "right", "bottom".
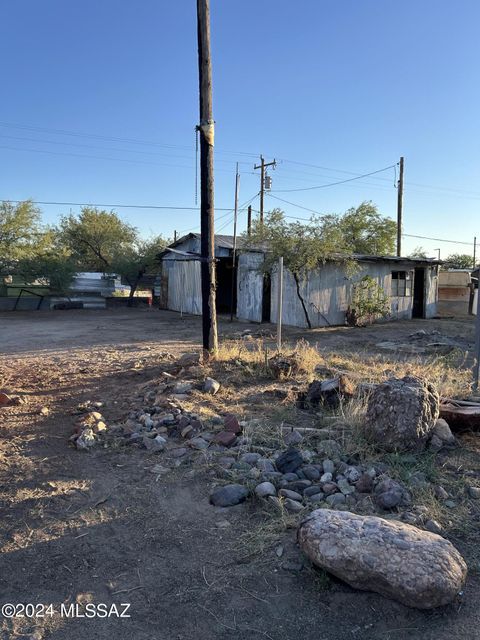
{"left": 0, "top": 308, "right": 479, "bottom": 640}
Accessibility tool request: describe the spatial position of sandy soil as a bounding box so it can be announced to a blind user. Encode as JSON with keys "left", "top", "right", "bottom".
{"left": 0, "top": 308, "right": 479, "bottom": 640}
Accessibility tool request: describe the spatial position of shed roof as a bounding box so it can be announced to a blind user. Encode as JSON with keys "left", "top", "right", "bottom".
{"left": 158, "top": 233, "right": 442, "bottom": 266}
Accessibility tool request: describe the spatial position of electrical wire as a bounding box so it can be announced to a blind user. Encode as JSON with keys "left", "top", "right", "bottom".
{"left": 271, "top": 164, "right": 397, "bottom": 193}
{"left": 0, "top": 199, "right": 254, "bottom": 212}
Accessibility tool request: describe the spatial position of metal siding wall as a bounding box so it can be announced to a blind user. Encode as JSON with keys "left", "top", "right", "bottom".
{"left": 425, "top": 266, "right": 439, "bottom": 318}
{"left": 167, "top": 260, "right": 202, "bottom": 315}
{"left": 271, "top": 261, "right": 420, "bottom": 328}
{"left": 236, "top": 253, "right": 264, "bottom": 322}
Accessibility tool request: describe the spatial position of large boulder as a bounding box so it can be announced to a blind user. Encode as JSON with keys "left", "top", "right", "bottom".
{"left": 298, "top": 509, "right": 466, "bottom": 609}
{"left": 365, "top": 376, "right": 439, "bottom": 452}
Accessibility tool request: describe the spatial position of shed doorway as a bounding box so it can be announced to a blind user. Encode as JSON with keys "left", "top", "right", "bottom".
{"left": 413, "top": 268, "right": 426, "bottom": 318}
{"left": 216, "top": 257, "right": 237, "bottom": 314}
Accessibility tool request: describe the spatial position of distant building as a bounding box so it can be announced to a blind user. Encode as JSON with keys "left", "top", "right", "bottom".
{"left": 157, "top": 233, "right": 440, "bottom": 328}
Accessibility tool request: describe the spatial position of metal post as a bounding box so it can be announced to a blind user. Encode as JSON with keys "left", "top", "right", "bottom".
{"left": 277, "top": 256, "right": 284, "bottom": 352}
{"left": 230, "top": 163, "right": 240, "bottom": 321}
{"left": 247, "top": 205, "right": 252, "bottom": 236}
{"left": 474, "top": 281, "right": 480, "bottom": 391}
{"left": 474, "top": 236, "right": 477, "bottom": 269}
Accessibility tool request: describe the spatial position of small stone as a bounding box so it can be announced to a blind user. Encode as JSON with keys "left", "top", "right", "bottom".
{"left": 255, "top": 482, "right": 277, "bottom": 498}
{"left": 304, "top": 485, "right": 323, "bottom": 497}
{"left": 181, "top": 425, "right": 194, "bottom": 439}
{"left": 445, "top": 500, "right": 457, "bottom": 508}
{"left": 143, "top": 435, "right": 167, "bottom": 452}
{"left": 322, "top": 459, "right": 335, "bottom": 474}
{"left": 320, "top": 472, "right": 333, "bottom": 483}
{"left": 431, "top": 418, "right": 456, "bottom": 447}
{"left": 240, "top": 452, "right": 261, "bottom": 465}
{"left": 39, "top": 406, "right": 50, "bottom": 416}
{"left": 425, "top": 519, "right": 443, "bottom": 535}
{"left": 282, "top": 472, "right": 299, "bottom": 482}
{"left": 213, "top": 431, "right": 237, "bottom": 447}
{"left": 224, "top": 414, "right": 242, "bottom": 434}
{"left": 256, "top": 458, "right": 276, "bottom": 473}
{"left": 93, "top": 420, "right": 107, "bottom": 434}
{"left": 356, "top": 473, "right": 374, "bottom": 493}
{"left": 344, "top": 467, "right": 361, "bottom": 484}
{"left": 279, "top": 488, "right": 303, "bottom": 501}
{"left": 275, "top": 449, "right": 303, "bottom": 474}
{"left": 308, "top": 492, "right": 325, "bottom": 503}
{"left": 284, "top": 430, "right": 303, "bottom": 446}
{"left": 275, "top": 545, "right": 284, "bottom": 558}
{"left": 0, "top": 392, "right": 12, "bottom": 407}
{"left": 337, "top": 477, "right": 356, "bottom": 495}
{"left": 302, "top": 465, "right": 321, "bottom": 481}
{"left": 326, "top": 492, "right": 346, "bottom": 506}
{"left": 374, "top": 477, "right": 410, "bottom": 510}
{"left": 468, "top": 486, "right": 480, "bottom": 499}
{"left": 434, "top": 485, "right": 449, "bottom": 500}
{"left": 75, "top": 428, "right": 96, "bottom": 449}
{"left": 204, "top": 378, "right": 220, "bottom": 395}
{"left": 172, "top": 382, "right": 193, "bottom": 394}
{"left": 283, "top": 498, "right": 304, "bottom": 513}
{"left": 209, "top": 484, "right": 248, "bottom": 507}
{"left": 188, "top": 437, "right": 209, "bottom": 450}
{"left": 322, "top": 482, "right": 339, "bottom": 496}
{"left": 170, "top": 447, "right": 188, "bottom": 458}
{"left": 284, "top": 480, "right": 311, "bottom": 493}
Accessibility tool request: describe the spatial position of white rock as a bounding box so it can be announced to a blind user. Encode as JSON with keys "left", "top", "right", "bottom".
{"left": 298, "top": 509, "right": 467, "bottom": 609}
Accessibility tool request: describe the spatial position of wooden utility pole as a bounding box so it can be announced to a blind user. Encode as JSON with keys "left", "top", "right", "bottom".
{"left": 254, "top": 155, "right": 276, "bottom": 224}
{"left": 196, "top": 0, "right": 218, "bottom": 354}
{"left": 247, "top": 205, "right": 252, "bottom": 236}
{"left": 396, "top": 156, "right": 404, "bottom": 257}
{"left": 473, "top": 236, "right": 477, "bottom": 269}
{"left": 230, "top": 163, "right": 240, "bottom": 321}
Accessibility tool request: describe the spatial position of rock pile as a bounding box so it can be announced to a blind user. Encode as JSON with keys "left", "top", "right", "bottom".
{"left": 298, "top": 509, "right": 467, "bottom": 609}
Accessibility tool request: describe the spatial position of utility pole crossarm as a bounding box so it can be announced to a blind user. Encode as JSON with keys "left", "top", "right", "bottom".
{"left": 254, "top": 156, "right": 276, "bottom": 225}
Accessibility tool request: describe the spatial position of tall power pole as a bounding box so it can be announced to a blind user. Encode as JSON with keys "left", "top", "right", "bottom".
{"left": 473, "top": 236, "right": 477, "bottom": 269}
{"left": 254, "top": 155, "right": 276, "bottom": 224}
{"left": 230, "top": 163, "right": 240, "bottom": 321}
{"left": 196, "top": 0, "right": 218, "bottom": 354}
{"left": 396, "top": 156, "right": 404, "bottom": 257}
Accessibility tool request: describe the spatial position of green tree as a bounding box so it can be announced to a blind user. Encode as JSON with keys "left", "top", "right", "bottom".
{"left": 408, "top": 246, "right": 428, "bottom": 259}
{"left": 59, "top": 207, "right": 137, "bottom": 271}
{"left": 335, "top": 201, "right": 397, "bottom": 255}
{"left": 443, "top": 253, "right": 476, "bottom": 269}
{"left": 111, "top": 235, "right": 168, "bottom": 303}
{"left": 0, "top": 200, "right": 44, "bottom": 273}
{"left": 244, "top": 209, "right": 350, "bottom": 328}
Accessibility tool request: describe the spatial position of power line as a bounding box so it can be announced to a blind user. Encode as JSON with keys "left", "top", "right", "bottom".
{"left": 266, "top": 193, "right": 323, "bottom": 215}
{"left": 1, "top": 198, "right": 254, "bottom": 212}
{"left": 272, "top": 164, "right": 397, "bottom": 193}
{"left": 403, "top": 233, "right": 478, "bottom": 247}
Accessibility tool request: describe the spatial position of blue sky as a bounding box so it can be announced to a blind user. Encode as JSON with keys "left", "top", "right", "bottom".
{"left": 0, "top": 0, "right": 478, "bottom": 257}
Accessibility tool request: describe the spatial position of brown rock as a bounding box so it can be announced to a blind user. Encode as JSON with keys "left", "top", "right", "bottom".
{"left": 224, "top": 414, "right": 242, "bottom": 434}
{"left": 213, "top": 431, "right": 237, "bottom": 447}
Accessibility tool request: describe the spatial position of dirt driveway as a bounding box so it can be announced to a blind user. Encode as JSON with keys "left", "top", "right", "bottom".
{"left": 0, "top": 309, "right": 478, "bottom": 640}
